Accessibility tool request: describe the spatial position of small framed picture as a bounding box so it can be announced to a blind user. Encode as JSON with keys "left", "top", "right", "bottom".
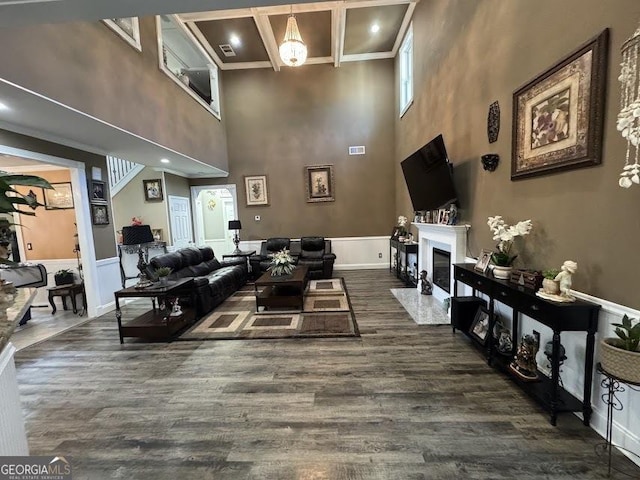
{"left": 91, "top": 204, "right": 109, "bottom": 225}
{"left": 244, "top": 175, "right": 269, "bottom": 206}
{"left": 305, "top": 165, "right": 335, "bottom": 203}
{"left": 143, "top": 179, "right": 163, "bottom": 201}
{"left": 470, "top": 306, "right": 493, "bottom": 345}
{"left": 44, "top": 182, "right": 74, "bottom": 210}
{"left": 474, "top": 249, "right": 493, "bottom": 274}
{"left": 151, "top": 228, "right": 163, "bottom": 242}
{"left": 91, "top": 180, "right": 107, "bottom": 203}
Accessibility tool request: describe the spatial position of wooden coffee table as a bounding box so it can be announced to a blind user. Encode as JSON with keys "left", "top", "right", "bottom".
{"left": 254, "top": 266, "right": 308, "bottom": 311}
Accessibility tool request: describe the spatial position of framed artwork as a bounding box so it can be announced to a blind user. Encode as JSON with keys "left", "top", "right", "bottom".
{"left": 470, "top": 306, "right": 492, "bottom": 346}
{"left": 511, "top": 29, "right": 608, "bottom": 180}
{"left": 244, "top": 175, "right": 269, "bottom": 206}
{"left": 305, "top": 165, "right": 334, "bottom": 203}
{"left": 91, "top": 204, "right": 109, "bottom": 225}
{"left": 44, "top": 182, "right": 74, "bottom": 210}
{"left": 143, "top": 179, "right": 163, "bottom": 201}
{"left": 474, "top": 249, "right": 493, "bottom": 274}
{"left": 91, "top": 180, "right": 107, "bottom": 203}
{"left": 151, "top": 228, "right": 163, "bottom": 241}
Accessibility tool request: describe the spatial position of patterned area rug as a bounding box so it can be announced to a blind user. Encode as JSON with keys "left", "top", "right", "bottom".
{"left": 179, "top": 278, "right": 359, "bottom": 340}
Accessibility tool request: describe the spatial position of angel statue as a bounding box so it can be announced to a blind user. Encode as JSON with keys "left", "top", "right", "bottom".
{"left": 554, "top": 260, "right": 577, "bottom": 300}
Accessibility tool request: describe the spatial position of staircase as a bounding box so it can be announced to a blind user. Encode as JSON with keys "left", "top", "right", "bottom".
{"left": 107, "top": 156, "right": 145, "bottom": 196}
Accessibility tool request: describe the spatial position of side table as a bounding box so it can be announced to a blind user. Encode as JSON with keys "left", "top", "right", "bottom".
{"left": 47, "top": 282, "right": 86, "bottom": 315}
{"left": 114, "top": 278, "right": 196, "bottom": 344}
{"left": 596, "top": 363, "right": 640, "bottom": 477}
{"left": 223, "top": 250, "right": 256, "bottom": 273}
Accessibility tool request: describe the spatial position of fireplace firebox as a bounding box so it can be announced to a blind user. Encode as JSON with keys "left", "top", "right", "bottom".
{"left": 432, "top": 248, "right": 451, "bottom": 293}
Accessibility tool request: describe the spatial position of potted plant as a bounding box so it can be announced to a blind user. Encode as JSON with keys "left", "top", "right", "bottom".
{"left": 487, "top": 216, "right": 533, "bottom": 279}
{"left": 268, "top": 248, "right": 295, "bottom": 277}
{"left": 541, "top": 269, "right": 560, "bottom": 295}
{"left": 154, "top": 266, "right": 172, "bottom": 285}
{"left": 54, "top": 269, "right": 75, "bottom": 286}
{"left": 600, "top": 314, "right": 640, "bottom": 384}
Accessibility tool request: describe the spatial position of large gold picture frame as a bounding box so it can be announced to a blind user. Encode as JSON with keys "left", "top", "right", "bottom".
{"left": 511, "top": 29, "right": 609, "bottom": 180}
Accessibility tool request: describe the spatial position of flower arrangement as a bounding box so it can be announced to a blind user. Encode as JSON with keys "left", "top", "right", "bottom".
{"left": 268, "top": 248, "right": 295, "bottom": 276}
{"left": 131, "top": 216, "right": 143, "bottom": 226}
{"left": 397, "top": 215, "right": 408, "bottom": 236}
{"left": 487, "top": 216, "right": 533, "bottom": 266}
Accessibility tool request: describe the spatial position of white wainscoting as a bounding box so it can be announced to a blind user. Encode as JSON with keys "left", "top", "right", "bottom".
{"left": 0, "top": 344, "right": 29, "bottom": 455}
{"left": 240, "top": 236, "right": 389, "bottom": 270}
{"left": 457, "top": 258, "right": 640, "bottom": 467}
{"left": 94, "top": 257, "right": 124, "bottom": 317}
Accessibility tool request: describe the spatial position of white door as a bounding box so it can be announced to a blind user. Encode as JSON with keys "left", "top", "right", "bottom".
{"left": 168, "top": 195, "right": 193, "bottom": 249}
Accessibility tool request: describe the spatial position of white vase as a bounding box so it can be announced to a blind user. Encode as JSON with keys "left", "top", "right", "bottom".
{"left": 492, "top": 265, "right": 512, "bottom": 280}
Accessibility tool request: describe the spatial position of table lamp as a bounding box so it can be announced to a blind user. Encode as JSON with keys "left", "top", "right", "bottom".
{"left": 228, "top": 220, "right": 242, "bottom": 254}
{"left": 122, "top": 225, "right": 155, "bottom": 288}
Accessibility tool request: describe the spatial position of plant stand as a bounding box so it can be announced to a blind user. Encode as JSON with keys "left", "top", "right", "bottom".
{"left": 596, "top": 363, "right": 640, "bottom": 478}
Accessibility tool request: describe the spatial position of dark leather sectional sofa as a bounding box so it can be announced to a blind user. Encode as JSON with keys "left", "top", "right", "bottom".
{"left": 147, "top": 246, "right": 247, "bottom": 316}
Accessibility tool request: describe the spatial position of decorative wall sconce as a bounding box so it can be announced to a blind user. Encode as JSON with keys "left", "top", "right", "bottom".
{"left": 481, "top": 154, "right": 500, "bottom": 172}
{"left": 487, "top": 101, "right": 500, "bottom": 143}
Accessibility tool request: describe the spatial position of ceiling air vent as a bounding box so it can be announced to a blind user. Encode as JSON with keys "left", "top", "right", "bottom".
{"left": 348, "top": 146, "right": 366, "bottom": 155}
{"left": 219, "top": 44, "right": 236, "bottom": 57}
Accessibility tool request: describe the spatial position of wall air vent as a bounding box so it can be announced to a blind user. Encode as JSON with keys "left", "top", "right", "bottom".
{"left": 348, "top": 146, "right": 366, "bottom": 155}
{"left": 219, "top": 44, "right": 236, "bottom": 57}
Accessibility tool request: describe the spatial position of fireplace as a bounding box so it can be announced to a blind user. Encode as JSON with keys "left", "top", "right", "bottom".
{"left": 432, "top": 248, "right": 451, "bottom": 293}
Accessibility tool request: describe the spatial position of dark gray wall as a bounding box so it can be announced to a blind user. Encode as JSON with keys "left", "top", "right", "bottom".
{"left": 396, "top": 0, "right": 640, "bottom": 307}
{"left": 192, "top": 60, "right": 396, "bottom": 240}
{"left": 0, "top": 16, "right": 228, "bottom": 171}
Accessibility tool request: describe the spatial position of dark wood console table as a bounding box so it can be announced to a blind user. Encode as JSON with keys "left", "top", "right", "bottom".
{"left": 389, "top": 239, "right": 418, "bottom": 287}
{"left": 453, "top": 263, "right": 601, "bottom": 426}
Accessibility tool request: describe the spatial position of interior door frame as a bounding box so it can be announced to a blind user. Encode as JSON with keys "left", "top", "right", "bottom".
{"left": 190, "top": 184, "right": 237, "bottom": 248}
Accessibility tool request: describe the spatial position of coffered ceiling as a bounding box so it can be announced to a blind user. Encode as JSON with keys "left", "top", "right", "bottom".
{"left": 179, "top": 0, "right": 417, "bottom": 71}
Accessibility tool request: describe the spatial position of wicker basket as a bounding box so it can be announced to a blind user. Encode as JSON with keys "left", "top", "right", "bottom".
{"left": 600, "top": 339, "right": 640, "bottom": 384}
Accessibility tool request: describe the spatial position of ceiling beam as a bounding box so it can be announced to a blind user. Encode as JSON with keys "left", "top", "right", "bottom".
{"left": 253, "top": 11, "right": 282, "bottom": 72}
{"left": 332, "top": 4, "right": 345, "bottom": 67}
{"left": 185, "top": 21, "right": 226, "bottom": 70}
{"left": 391, "top": 0, "right": 415, "bottom": 55}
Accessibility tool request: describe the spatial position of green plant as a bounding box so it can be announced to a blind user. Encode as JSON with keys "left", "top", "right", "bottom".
{"left": 611, "top": 315, "right": 640, "bottom": 352}
{"left": 154, "top": 267, "right": 172, "bottom": 278}
{"left": 55, "top": 269, "right": 74, "bottom": 276}
{"left": 543, "top": 269, "right": 560, "bottom": 280}
{"left": 0, "top": 172, "right": 52, "bottom": 215}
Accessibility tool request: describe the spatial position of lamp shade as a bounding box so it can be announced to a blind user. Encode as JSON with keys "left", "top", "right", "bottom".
{"left": 122, "top": 225, "right": 154, "bottom": 245}
{"left": 228, "top": 220, "right": 242, "bottom": 230}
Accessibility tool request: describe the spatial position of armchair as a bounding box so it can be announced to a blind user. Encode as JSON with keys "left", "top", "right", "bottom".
{"left": 249, "top": 238, "right": 291, "bottom": 278}
{"left": 296, "top": 237, "right": 336, "bottom": 280}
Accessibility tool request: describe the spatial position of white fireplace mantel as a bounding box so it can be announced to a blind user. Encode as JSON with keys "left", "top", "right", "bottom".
{"left": 413, "top": 223, "right": 469, "bottom": 307}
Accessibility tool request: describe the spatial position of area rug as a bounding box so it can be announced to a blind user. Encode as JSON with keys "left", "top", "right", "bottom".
{"left": 179, "top": 277, "right": 359, "bottom": 340}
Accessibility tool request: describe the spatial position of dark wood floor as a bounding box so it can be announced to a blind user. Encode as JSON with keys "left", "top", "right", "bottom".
{"left": 15, "top": 270, "right": 637, "bottom": 479}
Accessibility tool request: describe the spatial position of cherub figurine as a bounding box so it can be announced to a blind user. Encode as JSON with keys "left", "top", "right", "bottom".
{"left": 419, "top": 270, "right": 432, "bottom": 295}
{"left": 554, "top": 260, "right": 577, "bottom": 299}
{"left": 170, "top": 298, "right": 182, "bottom": 317}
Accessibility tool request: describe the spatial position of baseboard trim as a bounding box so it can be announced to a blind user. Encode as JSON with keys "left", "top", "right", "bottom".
{"left": 334, "top": 263, "right": 388, "bottom": 270}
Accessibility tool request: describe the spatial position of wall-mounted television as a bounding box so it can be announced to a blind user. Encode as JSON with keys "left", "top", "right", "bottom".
{"left": 401, "top": 134, "right": 458, "bottom": 212}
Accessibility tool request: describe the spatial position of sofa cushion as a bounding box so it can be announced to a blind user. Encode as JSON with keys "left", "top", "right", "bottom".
{"left": 199, "top": 247, "right": 215, "bottom": 261}
{"left": 297, "top": 258, "right": 324, "bottom": 269}
{"left": 179, "top": 247, "right": 203, "bottom": 266}
{"left": 300, "top": 237, "right": 325, "bottom": 259}
{"left": 265, "top": 237, "right": 290, "bottom": 253}
{"left": 149, "top": 251, "right": 183, "bottom": 271}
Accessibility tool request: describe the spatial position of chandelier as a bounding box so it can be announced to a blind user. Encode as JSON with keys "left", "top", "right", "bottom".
{"left": 279, "top": 12, "right": 307, "bottom": 67}
{"left": 617, "top": 22, "right": 640, "bottom": 188}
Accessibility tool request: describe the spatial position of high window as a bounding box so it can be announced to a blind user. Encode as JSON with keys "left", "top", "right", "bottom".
{"left": 103, "top": 18, "right": 141, "bottom": 51}
{"left": 157, "top": 15, "right": 221, "bottom": 120}
{"left": 399, "top": 23, "right": 414, "bottom": 117}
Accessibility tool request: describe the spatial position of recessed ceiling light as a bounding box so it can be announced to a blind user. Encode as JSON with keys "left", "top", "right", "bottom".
{"left": 160, "top": 158, "right": 170, "bottom": 164}
{"left": 230, "top": 34, "right": 241, "bottom": 47}
{"left": 370, "top": 23, "right": 380, "bottom": 34}
{"left": 0, "top": 102, "right": 9, "bottom": 111}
